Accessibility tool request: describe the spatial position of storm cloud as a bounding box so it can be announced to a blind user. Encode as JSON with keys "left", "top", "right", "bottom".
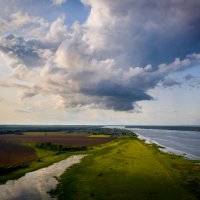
{"left": 0, "top": 0, "right": 200, "bottom": 112}
{"left": 0, "top": 34, "right": 44, "bottom": 68}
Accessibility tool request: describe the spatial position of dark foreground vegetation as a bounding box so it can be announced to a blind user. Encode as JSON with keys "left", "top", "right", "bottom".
{"left": 36, "top": 142, "right": 87, "bottom": 152}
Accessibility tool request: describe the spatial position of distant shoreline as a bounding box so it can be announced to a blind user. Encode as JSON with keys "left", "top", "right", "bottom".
{"left": 0, "top": 125, "right": 200, "bottom": 134}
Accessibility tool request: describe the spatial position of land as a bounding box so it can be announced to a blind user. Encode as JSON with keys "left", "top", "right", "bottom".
{"left": 0, "top": 140, "right": 37, "bottom": 167}
{"left": 0, "top": 133, "right": 114, "bottom": 147}
{"left": 0, "top": 131, "right": 116, "bottom": 184}
{"left": 0, "top": 125, "right": 133, "bottom": 135}
{"left": 0, "top": 141, "right": 69, "bottom": 183}
{"left": 0, "top": 127, "right": 200, "bottom": 200}
{"left": 51, "top": 136, "right": 200, "bottom": 200}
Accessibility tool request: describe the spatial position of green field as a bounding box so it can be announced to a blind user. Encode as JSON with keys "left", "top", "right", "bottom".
{"left": 88, "top": 134, "right": 111, "bottom": 138}
{"left": 51, "top": 137, "right": 200, "bottom": 200}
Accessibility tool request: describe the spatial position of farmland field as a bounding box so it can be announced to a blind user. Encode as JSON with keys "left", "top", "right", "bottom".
{"left": 0, "top": 132, "right": 115, "bottom": 183}
{"left": 0, "top": 133, "right": 114, "bottom": 147}
{"left": 0, "top": 141, "right": 37, "bottom": 167}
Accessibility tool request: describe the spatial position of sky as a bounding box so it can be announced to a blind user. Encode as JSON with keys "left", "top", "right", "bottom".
{"left": 0, "top": 0, "right": 200, "bottom": 125}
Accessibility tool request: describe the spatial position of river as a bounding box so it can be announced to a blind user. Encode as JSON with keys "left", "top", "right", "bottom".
{"left": 128, "top": 127, "right": 200, "bottom": 160}
{"left": 104, "top": 126, "right": 200, "bottom": 160}
{"left": 0, "top": 155, "right": 86, "bottom": 200}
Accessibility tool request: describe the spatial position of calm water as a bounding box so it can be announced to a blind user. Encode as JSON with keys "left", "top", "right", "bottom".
{"left": 128, "top": 128, "right": 200, "bottom": 160}
{"left": 0, "top": 155, "right": 86, "bottom": 200}
{"left": 104, "top": 126, "right": 200, "bottom": 160}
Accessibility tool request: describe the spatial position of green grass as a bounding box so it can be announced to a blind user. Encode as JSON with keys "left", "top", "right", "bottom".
{"left": 88, "top": 134, "right": 111, "bottom": 138}
{"left": 51, "top": 137, "right": 200, "bottom": 200}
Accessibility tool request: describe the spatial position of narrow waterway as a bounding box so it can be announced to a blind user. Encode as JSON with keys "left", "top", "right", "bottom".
{"left": 0, "top": 155, "right": 86, "bottom": 200}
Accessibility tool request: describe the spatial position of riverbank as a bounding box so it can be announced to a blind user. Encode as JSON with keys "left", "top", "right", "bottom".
{"left": 51, "top": 136, "right": 200, "bottom": 200}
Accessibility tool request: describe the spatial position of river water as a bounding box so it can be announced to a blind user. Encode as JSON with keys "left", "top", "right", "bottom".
{"left": 0, "top": 155, "right": 86, "bottom": 200}
{"left": 128, "top": 128, "right": 200, "bottom": 160}
{"left": 104, "top": 126, "right": 200, "bottom": 160}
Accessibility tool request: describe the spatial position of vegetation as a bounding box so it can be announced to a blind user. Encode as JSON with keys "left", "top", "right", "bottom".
{"left": 85, "top": 128, "right": 136, "bottom": 136}
{"left": 50, "top": 137, "right": 200, "bottom": 200}
{"left": 1, "top": 128, "right": 199, "bottom": 200}
{"left": 0, "top": 125, "right": 136, "bottom": 136}
{"left": 88, "top": 134, "right": 111, "bottom": 138}
{"left": 0, "top": 125, "right": 102, "bottom": 135}
{"left": 36, "top": 142, "right": 87, "bottom": 152}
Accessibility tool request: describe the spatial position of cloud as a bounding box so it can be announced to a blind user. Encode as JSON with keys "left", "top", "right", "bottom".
{"left": 45, "top": 17, "right": 68, "bottom": 44}
{"left": 0, "top": 16, "right": 68, "bottom": 70}
{"left": 82, "top": 0, "right": 200, "bottom": 66}
{"left": 0, "top": 11, "right": 48, "bottom": 36}
{"left": 0, "top": 81, "right": 31, "bottom": 89}
{"left": 0, "top": 34, "right": 45, "bottom": 68}
{"left": 0, "top": 16, "right": 71, "bottom": 103}
{"left": 184, "top": 74, "right": 200, "bottom": 88}
{"left": 0, "top": 81, "right": 41, "bottom": 101}
{"left": 184, "top": 74, "right": 196, "bottom": 80}
{"left": 0, "top": 1, "right": 200, "bottom": 112}
{"left": 161, "top": 78, "right": 181, "bottom": 88}
{"left": 15, "top": 108, "right": 31, "bottom": 113}
{"left": 52, "top": 0, "right": 67, "bottom": 6}
{"left": 10, "top": 51, "right": 199, "bottom": 111}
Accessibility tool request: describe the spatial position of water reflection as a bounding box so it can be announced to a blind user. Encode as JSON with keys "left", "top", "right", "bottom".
{"left": 0, "top": 155, "right": 86, "bottom": 200}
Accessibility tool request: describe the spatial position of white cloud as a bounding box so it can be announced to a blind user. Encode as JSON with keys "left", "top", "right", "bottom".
{"left": 45, "top": 17, "right": 68, "bottom": 44}
{"left": 52, "top": 0, "right": 67, "bottom": 6}
{"left": 0, "top": 11, "right": 48, "bottom": 36}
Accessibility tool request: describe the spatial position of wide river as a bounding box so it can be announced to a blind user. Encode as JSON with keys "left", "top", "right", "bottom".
{"left": 105, "top": 126, "right": 200, "bottom": 160}
{"left": 128, "top": 128, "right": 200, "bottom": 160}
{"left": 0, "top": 155, "right": 86, "bottom": 200}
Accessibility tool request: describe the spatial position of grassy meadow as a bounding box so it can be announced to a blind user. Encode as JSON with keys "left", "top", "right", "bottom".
{"left": 51, "top": 136, "right": 200, "bottom": 200}
{"left": 88, "top": 134, "right": 111, "bottom": 138}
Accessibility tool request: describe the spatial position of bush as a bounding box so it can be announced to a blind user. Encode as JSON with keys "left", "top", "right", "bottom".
{"left": 36, "top": 142, "right": 87, "bottom": 152}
